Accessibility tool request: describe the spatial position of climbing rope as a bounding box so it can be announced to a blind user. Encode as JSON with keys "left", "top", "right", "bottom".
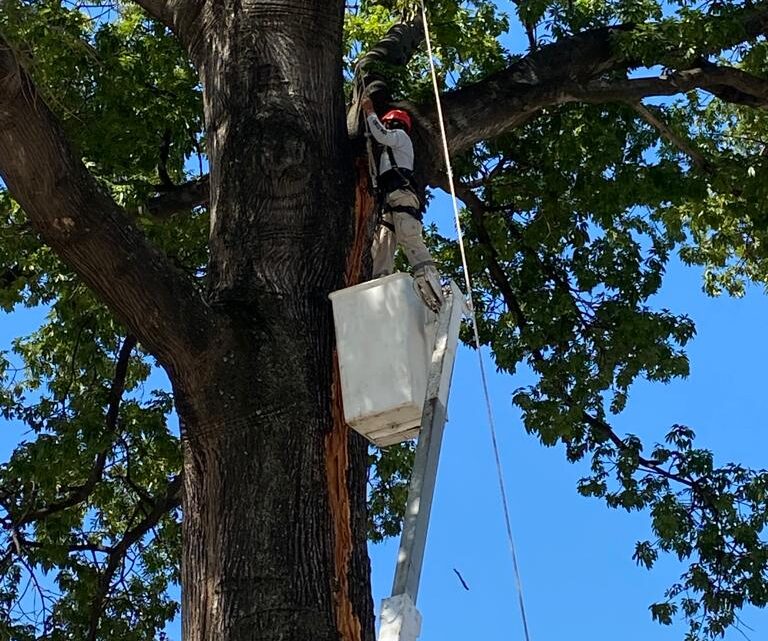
{"left": 418, "top": 2, "right": 532, "bottom": 640}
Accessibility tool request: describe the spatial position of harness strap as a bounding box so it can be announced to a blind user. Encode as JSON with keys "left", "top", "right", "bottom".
{"left": 384, "top": 147, "right": 417, "bottom": 195}
{"left": 383, "top": 205, "right": 423, "bottom": 222}
{"left": 410, "top": 259, "right": 435, "bottom": 272}
{"left": 386, "top": 146, "right": 399, "bottom": 170}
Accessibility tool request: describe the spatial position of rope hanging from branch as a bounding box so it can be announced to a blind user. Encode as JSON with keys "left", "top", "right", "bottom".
{"left": 418, "top": 3, "right": 533, "bottom": 639}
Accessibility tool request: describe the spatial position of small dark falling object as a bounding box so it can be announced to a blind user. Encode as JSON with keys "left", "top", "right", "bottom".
{"left": 453, "top": 568, "right": 470, "bottom": 591}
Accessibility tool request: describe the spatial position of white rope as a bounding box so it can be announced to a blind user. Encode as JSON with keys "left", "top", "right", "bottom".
{"left": 418, "top": 3, "right": 532, "bottom": 640}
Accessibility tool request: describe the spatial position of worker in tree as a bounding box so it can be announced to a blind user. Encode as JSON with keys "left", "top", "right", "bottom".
{"left": 361, "top": 97, "right": 444, "bottom": 312}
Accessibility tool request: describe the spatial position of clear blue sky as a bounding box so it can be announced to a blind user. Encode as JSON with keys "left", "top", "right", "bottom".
{"left": 368, "top": 249, "right": 768, "bottom": 641}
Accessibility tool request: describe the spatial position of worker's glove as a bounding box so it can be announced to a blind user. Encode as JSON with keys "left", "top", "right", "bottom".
{"left": 413, "top": 264, "right": 444, "bottom": 313}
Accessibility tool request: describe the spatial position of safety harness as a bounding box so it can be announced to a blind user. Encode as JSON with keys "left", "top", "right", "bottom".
{"left": 378, "top": 146, "right": 423, "bottom": 225}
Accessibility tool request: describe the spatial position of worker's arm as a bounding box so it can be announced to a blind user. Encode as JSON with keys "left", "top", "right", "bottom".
{"left": 362, "top": 97, "right": 397, "bottom": 146}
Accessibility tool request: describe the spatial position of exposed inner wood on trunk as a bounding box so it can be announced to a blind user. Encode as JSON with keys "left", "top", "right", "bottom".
{"left": 327, "top": 360, "right": 362, "bottom": 641}
{"left": 344, "top": 159, "right": 377, "bottom": 285}
{"left": 325, "top": 159, "right": 376, "bottom": 641}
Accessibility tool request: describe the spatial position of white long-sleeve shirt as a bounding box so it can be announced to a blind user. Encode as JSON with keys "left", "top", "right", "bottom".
{"left": 366, "top": 113, "right": 414, "bottom": 175}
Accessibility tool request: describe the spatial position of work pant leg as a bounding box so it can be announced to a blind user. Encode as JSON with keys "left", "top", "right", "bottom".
{"left": 392, "top": 210, "right": 433, "bottom": 268}
{"left": 386, "top": 190, "right": 433, "bottom": 269}
{"left": 387, "top": 190, "right": 444, "bottom": 311}
{"left": 372, "top": 212, "right": 396, "bottom": 278}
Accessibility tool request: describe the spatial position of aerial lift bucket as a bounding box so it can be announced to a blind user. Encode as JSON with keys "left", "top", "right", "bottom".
{"left": 330, "top": 274, "right": 467, "bottom": 641}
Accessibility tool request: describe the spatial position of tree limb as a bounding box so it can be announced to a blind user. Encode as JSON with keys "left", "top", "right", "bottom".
{"left": 87, "top": 474, "right": 182, "bottom": 641}
{"left": 416, "top": 65, "right": 768, "bottom": 182}
{"left": 451, "top": 180, "right": 703, "bottom": 492}
{"left": 12, "top": 335, "right": 137, "bottom": 528}
{"left": 355, "top": 19, "right": 425, "bottom": 76}
{"left": 132, "top": 0, "right": 176, "bottom": 28}
{"left": 141, "top": 177, "right": 210, "bottom": 218}
{"left": 347, "top": 19, "right": 424, "bottom": 135}
{"left": 631, "top": 102, "right": 711, "bottom": 172}
{"left": 0, "top": 38, "right": 213, "bottom": 376}
{"left": 565, "top": 66, "right": 768, "bottom": 106}
{"left": 426, "top": 6, "right": 768, "bottom": 154}
{"left": 131, "top": 0, "right": 204, "bottom": 62}
{"left": 696, "top": 60, "right": 768, "bottom": 107}
{"left": 350, "top": 8, "right": 768, "bottom": 182}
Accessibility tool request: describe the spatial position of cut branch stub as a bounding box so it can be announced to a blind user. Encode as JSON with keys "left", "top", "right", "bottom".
{"left": 143, "top": 177, "right": 210, "bottom": 218}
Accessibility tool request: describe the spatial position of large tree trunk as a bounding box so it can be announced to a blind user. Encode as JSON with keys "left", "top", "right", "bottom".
{"left": 177, "top": 317, "right": 355, "bottom": 641}
{"left": 174, "top": 1, "right": 373, "bottom": 639}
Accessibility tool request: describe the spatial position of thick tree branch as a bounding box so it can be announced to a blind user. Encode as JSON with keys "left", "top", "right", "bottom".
{"left": 350, "top": 9, "right": 768, "bottom": 184}
{"left": 131, "top": 0, "right": 204, "bottom": 64}
{"left": 141, "top": 177, "right": 210, "bottom": 217}
{"left": 564, "top": 67, "right": 768, "bottom": 106}
{"left": 348, "top": 19, "right": 424, "bottom": 135}
{"left": 417, "top": 65, "right": 768, "bottom": 184}
{"left": 129, "top": 0, "right": 226, "bottom": 89}
{"left": 696, "top": 60, "right": 768, "bottom": 107}
{"left": 132, "top": 0, "right": 176, "bottom": 29}
{"left": 432, "top": 25, "right": 636, "bottom": 153}
{"left": 427, "top": 5, "right": 768, "bottom": 154}
{"left": 0, "top": 39, "right": 213, "bottom": 376}
{"left": 355, "top": 19, "right": 424, "bottom": 75}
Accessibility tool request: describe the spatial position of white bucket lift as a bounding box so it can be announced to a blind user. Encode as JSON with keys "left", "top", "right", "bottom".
{"left": 329, "top": 273, "right": 439, "bottom": 447}
{"left": 330, "top": 273, "right": 467, "bottom": 641}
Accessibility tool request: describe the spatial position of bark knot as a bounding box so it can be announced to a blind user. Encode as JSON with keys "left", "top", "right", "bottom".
{"left": 52, "top": 216, "right": 76, "bottom": 234}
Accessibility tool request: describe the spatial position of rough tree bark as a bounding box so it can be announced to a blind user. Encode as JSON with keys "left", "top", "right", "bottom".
{"left": 166, "top": 2, "right": 372, "bottom": 640}
{"left": 2, "top": 0, "right": 372, "bottom": 639}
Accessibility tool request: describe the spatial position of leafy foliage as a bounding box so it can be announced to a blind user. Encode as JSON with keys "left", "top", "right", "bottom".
{"left": 367, "top": 442, "right": 415, "bottom": 542}
{"left": 0, "top": 3, "right": 191, "bottom": 637}
{"left": 0, "top": 289, "right": 181, "bottom": 639}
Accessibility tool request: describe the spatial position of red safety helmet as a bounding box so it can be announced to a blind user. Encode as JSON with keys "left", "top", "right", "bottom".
{"left": 381, "top": 109, "right": 412, "bottom": 133}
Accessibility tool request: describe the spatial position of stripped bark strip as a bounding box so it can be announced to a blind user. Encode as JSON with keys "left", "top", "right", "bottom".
{"left": 326, "top": 358, "right": 363, "bottom": 641}
{"left": 324, "top": 158, "right": 377, "bottom": 641}
{"left": 345, "top": 158, "right": 377, "bottom": 286}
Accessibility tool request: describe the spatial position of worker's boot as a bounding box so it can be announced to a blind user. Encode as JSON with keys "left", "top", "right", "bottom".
{"left": 413, "top": 262, "right": 444, "bottom": 312}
